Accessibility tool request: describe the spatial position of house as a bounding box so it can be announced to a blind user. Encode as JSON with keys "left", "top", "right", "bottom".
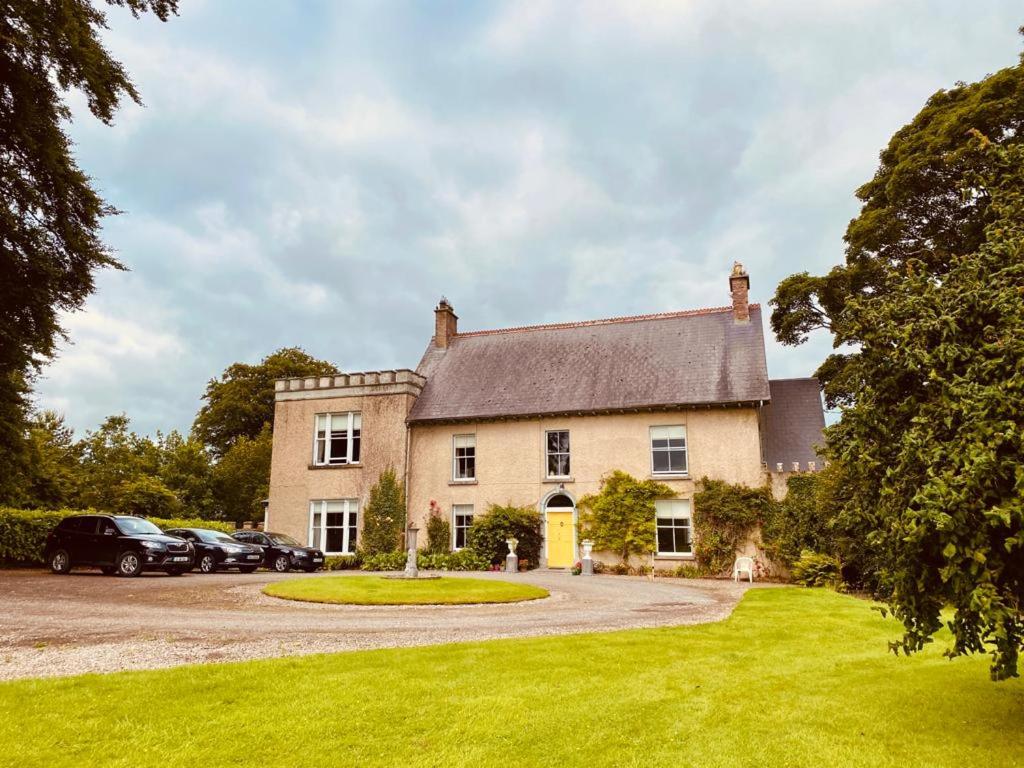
{"left": 266, "top": 263, "right": 825, "bottom": 568}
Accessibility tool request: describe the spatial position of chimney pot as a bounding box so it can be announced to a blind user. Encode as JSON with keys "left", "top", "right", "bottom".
{"left": 729, "top": 262, "right": 750, "bottom": 323}
{"left": 434, "top": 297, "right": 458, "bottom": 348}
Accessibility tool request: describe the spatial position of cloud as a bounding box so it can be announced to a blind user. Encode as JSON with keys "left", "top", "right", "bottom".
{"left": 34, "top": 0, "right": 1024, "bottom": 436}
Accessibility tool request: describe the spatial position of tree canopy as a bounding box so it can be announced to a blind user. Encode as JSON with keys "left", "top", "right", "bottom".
{"left": 771, "top": 41, "right": 1024, "bottom": 678}
{"left": 0, "top": 0, "right": 177, "bottom": 502}
{"left": 193, "top": 347, "right": 337, "bottom": 457}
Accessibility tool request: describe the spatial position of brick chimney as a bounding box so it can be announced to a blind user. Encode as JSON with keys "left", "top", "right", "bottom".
{"left": 729, "top": 262, "right": 750, "bottom": 323}
{"left": 434, "top": 297, "right": 458, "bottom": 348}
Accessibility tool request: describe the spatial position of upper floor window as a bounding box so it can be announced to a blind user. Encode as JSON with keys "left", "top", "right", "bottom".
{"left": 656, "top": 499, "right": 692, "bottom": 555}
{"left": 651, "top": 425, "right": 687, "bottom": 475}
{"left": 452, "top": 504, "right": 474, "bottom": 550}
{"left": 546, "top": 430, "right": 570, "bottom": 478}
{"left": 453, "top": 434, "right": 476, "bottom": 480}
{"left": 314, "top": 412, "right": 361, "bottom": 466}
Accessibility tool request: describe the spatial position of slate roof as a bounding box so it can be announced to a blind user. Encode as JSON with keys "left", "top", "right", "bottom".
{"left": 759, "top": 378, "right": 826, "bottom": 470}
{"left": 408, "top": 305, "right": 771, "bottom": 423}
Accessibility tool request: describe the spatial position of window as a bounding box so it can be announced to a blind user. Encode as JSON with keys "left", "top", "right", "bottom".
{"left": 651, "top": 425, "right": 687, "bottom": 475}
{"left": 452, "top": 504, "right": 474, "bottom": 550}
{"left": 453, "top": 434, "right": 476, "bottom": 480}
{"left": 656, "top": 499, "right": 693, "bottom": 555}
{"left": 309, "top": 499, "right": 359, "bottom": 554}
{"left": 313, "top": 412, "right": 361, "bottom": 466}
{"left": 546, "top": 430, "right": 570, "bottom": 477}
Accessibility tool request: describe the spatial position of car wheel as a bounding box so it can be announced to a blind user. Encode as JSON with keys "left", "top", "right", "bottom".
{"left": 117, "top": 550, "right": 144, "bottom": 577}
{"left": 101, "top": 566, "right": 116, "bottom": 576}
{"left": 49, "top": 549, "right": 71, "bottom": 575}
{"left": 239, "top": 565, "right": 258, "bottom": 574}
{"left": 198, "top": 554, "right": 217, "bottom": 574}
{"left": 272, "top": 554, "right": 291, "bottom": 573}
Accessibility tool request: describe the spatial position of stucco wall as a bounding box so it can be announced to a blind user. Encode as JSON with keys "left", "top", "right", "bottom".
{"left": 267, "top": 392, "right": 415, "bottom": 545}
{"left": 406, "top": 407, "right": 764, "bottom": 565}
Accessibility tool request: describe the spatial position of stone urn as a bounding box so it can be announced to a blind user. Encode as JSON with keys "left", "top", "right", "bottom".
{"left": 504, "top": 537, "right": 519, "bottom": 574}
{"left": 581, "top": 538, "right": 595, "bottom": 576}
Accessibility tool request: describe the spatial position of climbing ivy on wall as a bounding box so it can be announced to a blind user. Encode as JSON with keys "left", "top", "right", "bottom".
{"left": 693, "top": 478, "right": 774, "bottom": 574}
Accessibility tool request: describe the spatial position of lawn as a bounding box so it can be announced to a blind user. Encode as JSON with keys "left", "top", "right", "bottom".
{"left": 263, "top": 575, "right": 550, "bottom": 605}
{"left": 2, "top": 588, "right": 1022, "bottom": 767}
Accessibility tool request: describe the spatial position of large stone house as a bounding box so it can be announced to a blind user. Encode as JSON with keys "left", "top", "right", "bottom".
{"left": 266, "top": 264, "right": 825, "bottom": 568}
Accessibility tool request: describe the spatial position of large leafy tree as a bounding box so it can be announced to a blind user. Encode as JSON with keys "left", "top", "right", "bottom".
{"left": 0, "top": 0, "right": 177, "bottom": 499}
{"left": 210, "top": 425, "right": 273, "bottom": 524}
{"left": 771, "top": 42, "right": 1024, "bottom": 679}
{"left": 193, "top": 348, "right": 337, "bottom": 457}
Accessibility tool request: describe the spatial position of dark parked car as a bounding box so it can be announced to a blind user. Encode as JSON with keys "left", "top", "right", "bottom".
{"left": 231, "top": 530, "right": 324, "bottom": 573}
{"left": 45, "top": 514, "right": 194, "bottom": 577}
{"left": 164, "top": 528, "right": 264, "bottom": 574}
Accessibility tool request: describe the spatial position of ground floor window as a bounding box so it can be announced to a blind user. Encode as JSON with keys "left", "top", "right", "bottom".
{"left": 656, "top": 499, "right": 692, "bottom": 555}
{"left": 453, "top": 504, "right": 474, "bottom": 550}
{"left": 309, "top": 499, "right": 358, "bottom": 554}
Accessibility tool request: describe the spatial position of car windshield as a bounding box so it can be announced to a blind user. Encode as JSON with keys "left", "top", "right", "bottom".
{"left": 115, "top": 517, "right": 163, "bottom": 535}
{"left": 199, "top": 530, "right": 241, "bottom": 545}
{"left": 268, "top": 533, "right": 300, "bottom": 546}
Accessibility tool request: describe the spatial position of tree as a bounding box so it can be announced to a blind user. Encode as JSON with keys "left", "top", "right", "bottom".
{"left": 0, "top": 1, "right": 178, "bottom": 501}
{"left": 10, "top": 410, "right": 81, "bottom": 508}
{"left": 360, "top": 468, "right": 405, "bottom": 555}
{"left": 770, "top": 42, "right": 1024, "bottom": 408}
{"left": 210, "top": 425, "right": 273, "bottom": 524}
{"left": 193, "top": 348, "right": 337, "bottom": 457}
{"left": 75, "top": 414, "right": 161, "bottom": 511}
{"left": 576, "top": 471, "right": 674, "bottom": 564}
{"left": 157, "top": 431, "right": 215, "bottom": 518}
{"left": 771, "top": 41, "right": 1024, "bottom": 679}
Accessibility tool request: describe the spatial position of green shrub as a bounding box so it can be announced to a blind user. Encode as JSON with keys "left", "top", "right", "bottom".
{"left": 418, "top": 549, "right": 489, "bottom": 571}
{"left": 0, "top": 508, "right": 235, "bottom": 565}
{"left": 360, "top": 468, "right": 405, "bottom": 555}
{"left": 467, "top": 504, "right": 542, "bottom": 568}
{"left": 693, "top": 478, "right": 773, "bottom": 575}
{"left": 576, "top": 470, "right": 675, "bottom": 564}
{"left": 760, "top": 467, "right": 843, "bottom": 568}
{"left": 670, "top": 563, "right": 707, "bottom": 579}
{"left": 424, "top": 501, "right": 451, "bottom": 555}
{"left": 360, "top": 551, "right": 407, "bottom": 571}
{"left": 324, "top": 554, "right": 362, "bottom": 571}
{"left": 791, "top": 550, "right": 845, "bottom": 589}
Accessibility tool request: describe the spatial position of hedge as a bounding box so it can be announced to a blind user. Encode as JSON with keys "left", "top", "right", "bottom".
{"left": 0, "top": 508, "right": 235, "bottom": 565}
{"left": 359, "top": 549, "right": 490, "bottom": 572}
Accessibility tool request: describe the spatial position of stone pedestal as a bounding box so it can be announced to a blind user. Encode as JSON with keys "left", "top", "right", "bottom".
{"left": 504, "top": 537, "right": 519, "bottom": 574}
{"left": 404, "top": 524, "right": 419, "bottom": 579}
{"left": 581, "top": 538, "right": 594, "bottom": 576}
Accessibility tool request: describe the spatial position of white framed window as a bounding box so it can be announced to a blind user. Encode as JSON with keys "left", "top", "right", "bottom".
{"left": 651, "top": 425, "right": 687, "bottom": 475}
{"left": 546, "top": 430, "right": 570, "bottom": 478}
{"left": 313, "top": 412, "right": 361, "bottom": 466}
{"left": 452, "top": 434, "right": 476, "bottom": 480}
{"left": 452, "top": 504, "right": 474, "bottom": 550}
{"left": 309, "top": 499, "right": 358, "bottom": 554}
{"left": 656, "top": 499, "right": 692, "bottom": 556}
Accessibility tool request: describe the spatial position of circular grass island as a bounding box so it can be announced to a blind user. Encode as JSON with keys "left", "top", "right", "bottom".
{"left": 263, "top": 575, "right": 549, "bottom": 606}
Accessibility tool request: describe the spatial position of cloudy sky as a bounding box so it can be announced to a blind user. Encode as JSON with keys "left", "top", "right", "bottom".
{"left": 36, "top": 0, "right": 1023, "bottom": 437}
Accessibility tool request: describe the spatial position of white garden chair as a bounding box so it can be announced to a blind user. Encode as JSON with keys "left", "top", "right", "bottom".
{"left": 732, "top": 556, "right": 755, "bottom": 583}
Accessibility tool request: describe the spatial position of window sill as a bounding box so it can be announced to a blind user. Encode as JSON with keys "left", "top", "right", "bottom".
{"left": 543, "top": 477, "right": 574, "bottom": 484}
{"left": 308, "top": 463, "right": 362, "bottom": 470}
{"left": 655, "top": 553, "right": 695, "bottom": 560}
{"left": 651, "top": 473, "right": 690, "bottom": 480}
{"left": 448, "top": 479, "right": 478, "bottom": 486}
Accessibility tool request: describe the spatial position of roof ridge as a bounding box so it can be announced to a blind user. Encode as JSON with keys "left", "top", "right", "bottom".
{"left": 455, "top": 304, "right": 760, "bottom": 338}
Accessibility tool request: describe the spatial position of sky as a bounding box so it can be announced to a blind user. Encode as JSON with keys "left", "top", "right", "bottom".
{"left": 35, "top": 0, "right": 1024, "bottom": 437}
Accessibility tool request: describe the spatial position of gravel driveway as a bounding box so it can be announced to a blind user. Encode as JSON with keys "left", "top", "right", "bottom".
{"left": 0, "top": 568, "right": 764, "bottom": 681}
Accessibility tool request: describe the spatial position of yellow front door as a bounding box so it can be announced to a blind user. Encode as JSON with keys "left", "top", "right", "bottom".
{"left": 546, "top": 511, "right": 575, "bottom": 568}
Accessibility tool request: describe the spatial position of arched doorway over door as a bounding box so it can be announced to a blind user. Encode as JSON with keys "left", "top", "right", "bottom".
{"left": 543, "top": 491, "right": 576, "bottom": 568}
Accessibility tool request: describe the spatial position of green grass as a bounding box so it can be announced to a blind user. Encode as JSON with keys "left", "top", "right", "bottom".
{"left": 2, "top": 589, "right": 1022, "bottom": 767}
{"left": 262, "top": 575, "right": 550, "bottom": 605}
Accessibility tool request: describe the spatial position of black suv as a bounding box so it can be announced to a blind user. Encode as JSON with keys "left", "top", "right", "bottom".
{"left": 45, "top": 514, "right": 194, "bottom": 577}
{"left": 164, "top": 528, "right": 264, "bottom": 574}
{"left": 231, "top": 530, "right": 324, "bottom": 573}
